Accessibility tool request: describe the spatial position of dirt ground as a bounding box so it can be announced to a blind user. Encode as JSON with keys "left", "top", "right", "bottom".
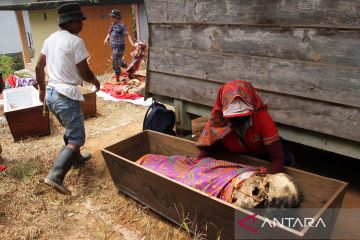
{"left": 0, "top": 86, "right": 192, "bottom": 240}
{"left": 0, "top": 81, "right": 359, "bottom": 239}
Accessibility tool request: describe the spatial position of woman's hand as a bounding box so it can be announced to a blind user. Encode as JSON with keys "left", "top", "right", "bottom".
{"left": 265, "top": 140, "right": 285, "bottom": 173}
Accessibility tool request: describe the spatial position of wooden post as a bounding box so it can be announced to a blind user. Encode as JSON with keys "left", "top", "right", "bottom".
{"left": 133, "top": 3, "right": 140, "bottom": 42}
{"left": 15, "top": 11, "right": 31, "bottom": 64}
{"left": 174, "top": 99, "right": 192, "bottom": 136}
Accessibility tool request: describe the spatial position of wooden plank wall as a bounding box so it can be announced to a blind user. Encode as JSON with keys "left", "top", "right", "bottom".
{"left": 144, "top": 0, "right": 360, "bottom": 143}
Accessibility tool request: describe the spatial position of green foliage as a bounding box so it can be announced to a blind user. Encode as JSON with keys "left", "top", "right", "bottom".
{"left": 0, "top": 54, "right": 24, "bottom": 79}
{"left": 0, "top": 54, "right": 15, "bottom": 79}
{"left": 10, "top": 53, "right": 24, "bottom": 72}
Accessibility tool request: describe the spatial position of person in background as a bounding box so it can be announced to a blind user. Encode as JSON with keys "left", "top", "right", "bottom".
{"left": 104, "top": 9, "right": 135, "bottom": 82}
{"left": 35, "top": 3, "right": 100, "bottom": 195}
{"left": 196, "top": 80, "right": 294, "bottom": 174}
{"left": 0, "top": 70, "right": 4, "bottom": 94}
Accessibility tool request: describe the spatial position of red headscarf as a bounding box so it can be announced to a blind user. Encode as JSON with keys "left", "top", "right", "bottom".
{"left": 197, "top": 80, "right": 267, "bottom": 147}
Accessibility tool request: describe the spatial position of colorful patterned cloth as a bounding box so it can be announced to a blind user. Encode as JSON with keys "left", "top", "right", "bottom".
{"left": 112, "top": 48, "right": 125, "bottom": 74}
{"left": 6, "top": 74, "right": 37, "bottom": 88}
{"left": 125, "top": 42, "right": 147, "bottom": 79}
{"left": 136, "top": 154, "right": 266, "bottom": 203}
{"left": 197, "top": 80, "right": 280, "bottom": 154}
{"left": 109, "top": 22, "right": 128, "bottom": 49}
{"left": 109, "top": 22, "right": 129, "bottom": 74}
{"left": 15, "top": 77, "right": 37, "bottom": 88}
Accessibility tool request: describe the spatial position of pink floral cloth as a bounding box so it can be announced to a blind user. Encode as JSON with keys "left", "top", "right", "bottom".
{"left": 136, "top": 154, "right": 266, "bottom": 203}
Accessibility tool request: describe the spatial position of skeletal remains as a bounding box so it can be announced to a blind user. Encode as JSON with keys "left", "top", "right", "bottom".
{"left": 232, "top": 172, "right": 303, "bottom": 208}
{"left": 136, "top": 154, "right": 303, "bottom": 209}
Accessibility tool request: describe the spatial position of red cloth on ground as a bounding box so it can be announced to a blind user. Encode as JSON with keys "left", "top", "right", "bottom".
{"left": 0, "top": 165, "right": 7, "bottom": 171}
{"left": 112, "top": 72, "right": 129, "bottom": 78}
{"left": 100, "top": 82, "right": 142, "bottom": 100}
{"left": 7, "top": 75, "right": 17, "bottom": 88}
{"left": 110, "top": 92, "right": 142, "bottom": 100}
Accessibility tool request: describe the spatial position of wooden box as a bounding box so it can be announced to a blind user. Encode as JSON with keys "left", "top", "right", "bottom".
{"left": 3, "top": 86, "right": 50, "bottom": 141}
{"left": 101, "top": 131, "right": 348, "bottom": 239}
{"left": 79, "top": 86, "right": 96, "bottom": 118}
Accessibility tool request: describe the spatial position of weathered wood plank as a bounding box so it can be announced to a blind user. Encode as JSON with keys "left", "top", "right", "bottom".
{"left": 174, "top": 99, "right": 192, "bottom": 135}
{"left": 147, "top": 130, "right": 198, "bottom": 156}
{"left": 105, "top": 131, "right": 150, "bottom": 160}
{"left": 148, "top": 72, "right": 218, "bottom": 107}
{"left": 79, "top": 86, "right": 96, "bottom": 118}
{"left": 145, "top": 0, "right": 360, "bottom": 29}
{"left": 278, "top": 124, "right": 360, "bottom": 160}
{"left": 5, "top": 106, "right": 50, "bottom": 141}
{"left": 149, "top": 47, "right": 360, "bottom": 108}
{"left": 147, "top": 71, "right": 360, "bottom": 142}
{"left": 262, "top": 92, "right": 360, "bottom": 143}
{"left": 149, "top": 94, "right": 360, "bottom": 159}
{"left": 150, "top": 24, "right": 360, "bottom": 67}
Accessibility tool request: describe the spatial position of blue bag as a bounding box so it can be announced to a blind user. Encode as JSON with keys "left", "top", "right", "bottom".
{"left": 143, "top": 100, "right": 176, "bottom": 135}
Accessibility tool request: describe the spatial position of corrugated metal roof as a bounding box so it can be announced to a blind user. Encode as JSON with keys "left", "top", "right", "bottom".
{"left": 0, "top": 0, "right": 144, "bottom": 11}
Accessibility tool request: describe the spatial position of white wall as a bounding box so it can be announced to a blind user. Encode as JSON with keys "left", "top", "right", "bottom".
{"left": 0, "top": 11, "right": 22, "bottom": 54}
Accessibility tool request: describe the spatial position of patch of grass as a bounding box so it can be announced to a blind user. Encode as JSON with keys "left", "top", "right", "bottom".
{"left": 175, "top": 204, "right": 208, "bottom": 240}
{"left": 94, "top": 217, "right": 110, "bottom": 240}
{"left": 4, "top": 159, "right": 39, "bottom": 181}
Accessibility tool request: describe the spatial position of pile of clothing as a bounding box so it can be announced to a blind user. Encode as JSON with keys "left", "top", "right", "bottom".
{"left": 5, "top": 74, "right": 37, "bottom": 89}
{"left": 100, "top": 79, "right": 143, "bottom": 100}
{"left": 0, "top": 71, "right": 37, "bottom": 99}
{"left": 122, "top": 41, "right": 147, "bottom": 79}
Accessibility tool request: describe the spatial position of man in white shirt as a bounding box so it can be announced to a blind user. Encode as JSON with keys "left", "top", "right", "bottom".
{"left": 36, "top": 3, "right": 100, "bottom": 195}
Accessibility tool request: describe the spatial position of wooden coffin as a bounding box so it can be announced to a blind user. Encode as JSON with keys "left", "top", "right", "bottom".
{"left": 3, "top": 86, "right": 50, "bottom": 141}
{"left": 101, "top": 131, "right": 348, "bottom": 239}
{"left": 79, "top": 86, "right": 96, "bottom": 118}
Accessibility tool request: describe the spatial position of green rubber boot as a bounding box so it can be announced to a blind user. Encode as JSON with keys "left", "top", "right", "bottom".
{"left": 72, "top": 151, "right": 92, "bottom": 168}
{"left": 63, "top": 135, "right": 91, "bottom": 168}
{"left": 44, "top": 146, "right": 76, "bottom": 195}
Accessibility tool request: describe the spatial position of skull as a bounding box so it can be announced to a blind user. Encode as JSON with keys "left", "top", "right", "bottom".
{"left": 232, "top": 173, "right": 302, "bottom": 208}
{"left": 264, "top": 173, "right": 302, "bottom": 208}
{"left": 232, "top": 173, "right": 269, "bottom": 208}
